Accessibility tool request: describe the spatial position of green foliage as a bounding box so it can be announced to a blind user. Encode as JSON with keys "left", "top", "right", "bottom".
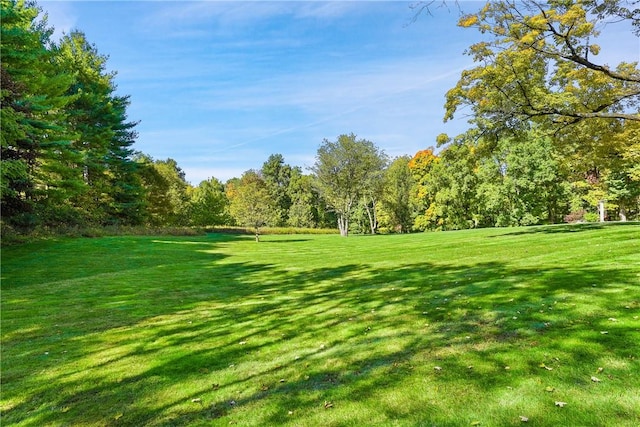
{"left": 3, "top": 0, "right": 637, "bottom": 236}
{"left": 476, "top": 131, "right": 571, "bottom": 226}
{"left": 425, "top": 140, "right": 480, "bottom": 230}
{"left": 137, "top": 157, "right": 191, "bottom": 226}
{"left": 286, "top": 170, "right": 318, "bottom": 228}
{"left": 448, "top": 0, "right": 640, "bottom": 133}
{"left": 410, "top": 129, "right": 577, "bottom": 230}
{"left": 261, "top": 154, "right": 293, "bottom": 226}
{"left": 187, "top": 177, "right": 230, "bottom": 226}
{"left": 416, "top": 0, "right": 640, "bottom": 228}
{"left": 1, "top": 0, "right": 77, "bottom": 223}
{"left": 380, "top": 155, "right": 415, "bottom": 233}
{"left": 584, "top": 212, "right": 600, "bottom": 222}
{"left": 227, "top": 170, "right": 278, "bottom": 241}
{"left": 1, "top": 1, "right": 141, "bottom": 228}
{"left": 312, "top": 133, "right": 387, "bottom": 236}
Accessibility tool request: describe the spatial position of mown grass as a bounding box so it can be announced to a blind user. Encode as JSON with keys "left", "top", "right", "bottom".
{"left": 1, "top": 223, "right": 639, "bottom": 426}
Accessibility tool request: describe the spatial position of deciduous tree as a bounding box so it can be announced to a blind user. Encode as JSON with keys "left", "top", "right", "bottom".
{"left": 188, "top": 177, "right": 229, "bottom": 226}
{"left": 476, "top": 130, "right": 571, "bottom": 226}
{"left": 286, "top": 168, "right": 317, "bottom": 228}
{"left": 407, "top": 148, "right": 439, "bottom": 231}
{"left": 381, "top": 155, "right": 415, "bottom": 233}
{"left": 445, "top": 0, "right": 640, "bottom": 133}
{"left": 261, "top": 153, "right": 293, "bottom": 226}
{"left": 311, "top": 134, "right": 386, "bottom": 236}
{"left": 228, "top": 170, "right": 277, "bottom": 241}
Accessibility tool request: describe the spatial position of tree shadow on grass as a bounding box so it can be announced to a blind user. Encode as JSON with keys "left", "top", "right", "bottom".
{"left": 0, "top": 234, "right": 245, "bottom": 290}
{"left": 490, "top": 222, "right": 639, "bottom": 237}
{"left": 2, "top": 239, "right": 639, "bottom": 426}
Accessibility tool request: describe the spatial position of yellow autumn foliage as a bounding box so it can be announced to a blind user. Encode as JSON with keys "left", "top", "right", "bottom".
{"left": 459, "top": 14, "right": 479, "bottom": 28}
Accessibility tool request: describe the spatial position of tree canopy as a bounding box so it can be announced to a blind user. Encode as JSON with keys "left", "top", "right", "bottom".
{"left": 311, "top": 134, "right": 387, "bottom": 236}
{"left": 445, "top": 0, "right": 640, "bottom": 133}
{"left": 227, "top": 170, "right": 277, "bottom": 241}
{"left": 1, "top": 0, "right": 142, "bottom": 228}
{"left": 2, "top": 0, "right": 638, "bottom": 238}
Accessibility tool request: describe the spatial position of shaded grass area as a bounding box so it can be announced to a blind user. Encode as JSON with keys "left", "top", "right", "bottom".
{"left": 1, "top": 224, "right": 639, "bottom": 426}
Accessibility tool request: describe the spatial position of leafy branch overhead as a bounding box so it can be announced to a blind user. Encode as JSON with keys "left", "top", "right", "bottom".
{"left": 445, "top": 0, "right": 640, "bottom": 132}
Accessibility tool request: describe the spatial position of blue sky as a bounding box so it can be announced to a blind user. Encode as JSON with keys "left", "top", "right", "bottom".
{"left": 40, "top": 1, "right": 639, "bottom": 184}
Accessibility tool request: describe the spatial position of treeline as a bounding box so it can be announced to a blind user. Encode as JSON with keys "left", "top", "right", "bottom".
{"left": 2, "top": 0, "right": 638, "bottom": 238}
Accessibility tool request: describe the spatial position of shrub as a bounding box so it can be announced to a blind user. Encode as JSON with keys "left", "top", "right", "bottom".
{"left": 564, "top": 210, "right": 586, "bottom": 223}
{"left": 584, "top": 212, "right": 600, "bottom": 222}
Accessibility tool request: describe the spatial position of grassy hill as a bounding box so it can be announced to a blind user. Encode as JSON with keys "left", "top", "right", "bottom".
{"left": 2, "top": 223, "right": 639, "bottom": 426}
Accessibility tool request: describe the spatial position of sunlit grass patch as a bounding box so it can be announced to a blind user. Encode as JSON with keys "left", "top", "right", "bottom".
{"left": 1, "top": 223, "right": 639, "bottom": 426}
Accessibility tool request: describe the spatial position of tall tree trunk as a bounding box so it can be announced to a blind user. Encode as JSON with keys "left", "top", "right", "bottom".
{"left": 338, "top": 215, "right": 349, "bottom": 237}
{"left": 364, "top": 199, "right": 378, "bottom": 234}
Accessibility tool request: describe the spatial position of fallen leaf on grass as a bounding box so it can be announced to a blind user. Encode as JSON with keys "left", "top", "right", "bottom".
{"left": 288, "top": 411, "right": 293, "bottom": 415}
{"left": 600, "top": 331, "right": 608, "bottom": 334}
{"left": 608, "top": 318, "right": 617, "bottom": 322}
{"left": 555, "top": 401, "right": 567, "bottom": 407}
{"left": 239, "top": 341, "right": 247, "bottom": 345}
{"left": 191, "top": 398, "right": 202, "bottom": 403}
{"left": 519, "top": 416, "right": 529, "bottom": 422}
{"left": 596, "top": 367, "right": 604, "bottom": 373}
{"left": 324, "top": 401, "right": 333, "bottom": 409}
{"left": 545, "top": 386, "right": 555, "bottom": 392}
{"left": 114, "top": 413, "right": 123, "bottom": 420}
{"left": 471, "top": 421, "right": 481, "bottom": 426}
{"left": 539, "top": 363, "right": 553, "bottom": 371}
{"left": 434, "top": 366, "right": 442, "bottom": 371}
{"left": 591, "top": 376, "right": 601, "bottom": 382}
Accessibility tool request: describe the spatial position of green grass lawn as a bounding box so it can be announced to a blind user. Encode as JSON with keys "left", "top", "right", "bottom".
{"left": 2, "top": 223, "right": 639, "bottom": 426}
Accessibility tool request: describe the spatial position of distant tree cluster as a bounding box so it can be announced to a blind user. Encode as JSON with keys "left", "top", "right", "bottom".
{"left": 2, "top": 0, "right": 638, "bottom": 239}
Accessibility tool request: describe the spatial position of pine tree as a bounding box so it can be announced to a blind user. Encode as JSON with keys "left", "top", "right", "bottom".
{"left": 1, "top": 0, "right": 78, "bottom": 227}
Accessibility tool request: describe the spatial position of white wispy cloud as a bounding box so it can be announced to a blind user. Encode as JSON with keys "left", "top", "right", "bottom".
{"left": 194, "top": 60, "right": 469, "bottom": 112}
{"left": 130, "top": 49, "right": 473, "bottom": 183}
{"left": 139, "top": 1, "right": 362, "bottom": 37}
